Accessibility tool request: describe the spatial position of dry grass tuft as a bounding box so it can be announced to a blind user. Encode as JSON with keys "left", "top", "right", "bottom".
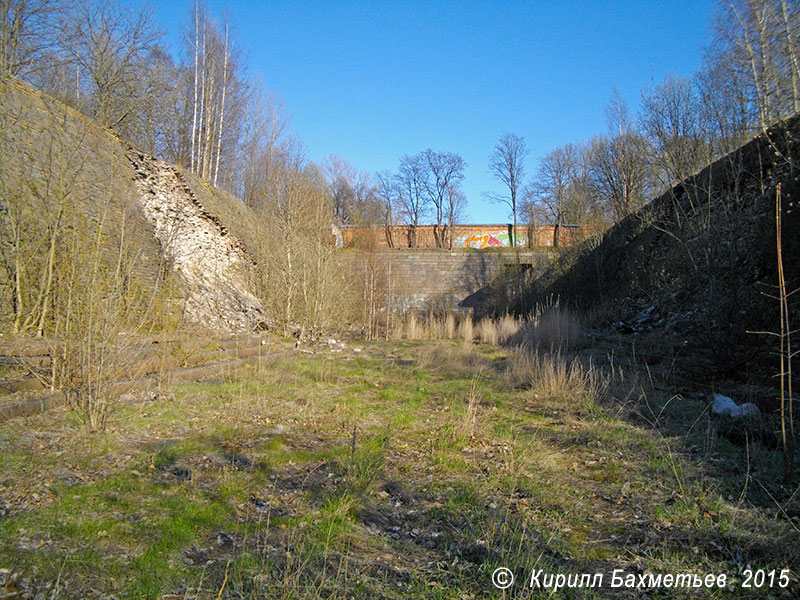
{"left": 477, "top": 319, "right": 499, "bottom": 345}
{"left": 475, "top": 315, "right": 524, "bottom": 346}
{"left": 406, "top": 313, "right": 422, "bottom": 340}
{"left": 457, "top": 370, "right": 485, "bottom": 440}
{"left": 505, "top": 348, "right": 606, "bottom": 406}
{"left": 497, "top": 314, "right": 519, "bottom": 342}
{"left": 394, "top": 305, "right": 582, "bottom": 371}
{"left": 394, "top": 306, "right": 579, "bottom": 353}
{"left": 506, "top": 306, "right": 581, "bottom": 351}
{"left": 444, "top": 313, "right": 457, "bottom": 339}
{"left": 400, "top": 313, "right": 478, "bottom": 342}
{"left": 417, "top": 341, "right": 490, "bottom": 374}
{"left": 459, "top": 314, "right": 474, "bottom": 343}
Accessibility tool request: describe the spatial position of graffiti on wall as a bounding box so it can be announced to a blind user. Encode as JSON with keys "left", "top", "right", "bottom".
{"left": 456, "top": 231, "right": 528, "bottom": 249}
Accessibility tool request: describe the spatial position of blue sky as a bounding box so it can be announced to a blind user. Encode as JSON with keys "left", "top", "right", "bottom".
{"left": 150, "top": 0, "right": 716, "bottom": 223}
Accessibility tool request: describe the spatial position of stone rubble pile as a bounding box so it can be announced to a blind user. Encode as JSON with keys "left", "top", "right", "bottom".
{"left": 127, "top": 149, "right": 265, "bottom": 331}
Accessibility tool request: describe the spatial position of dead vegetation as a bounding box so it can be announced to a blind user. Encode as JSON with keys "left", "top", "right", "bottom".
{"left": 1, "top": 336, "right": 798, "bottom": 598}
{"left": 394, "top": 301, "right": 581, "bottom": 353}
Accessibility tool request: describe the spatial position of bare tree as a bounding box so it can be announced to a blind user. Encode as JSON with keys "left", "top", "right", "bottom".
{"left": 1, "top": 83, "right": 177, "bottom": 428}
{"left": 395, "top": 153, "right": 430, "bottom": 247}
{"left": 321, "top": 155, "right": 383, "bottom": 226}
{"left": 245, "top": 141, "right": 358, "bottom": 334}
{"left": 707, "top": 0, "right": 800, "bottom": 131}
{"left": 421, "top": 149, "right": 466, "bottom": 248}
{"left": 444, "top": 184, "right": 467, "bottom": 249}
{"left": 323, "top": 154, "right": 357, "bottom": 225}
{"left": 605, "top": 87, "right": 633, "bottom": 137}
{"left": 59, "top": 0, "right": 163, "bottom": 129}
{"left": 640, "top": 75, "right": 711, "bottom": 189}
{"left": 0, "top": 0, "right": 61, "bottom": 77}
{"left": 586, "top": 133, "right": 649, "bottom": 222}
{"left": 582, "top": 93, "right": 652, "bottom": 223}
{"left": 486, "top": 133, "right": 528, "bottom": 249}
{"left": 212, "top": 20, "right": 228, "bottom": 186}
{"left": 354, "top": 171, "right": 383, "bottom": 223}
{"left": 189, "top": 0, "right": 200, "bottom": 171}
{"left": 530, "top": 143, "right": 583, "bottom": 247}
{"left": 587, "top": 95, "right": 652, "bottom": 225}
{"left": 695, "top": 59, "right": 752, "bottom": 157}
{"left": 240, "top": 80, "right": 290, "bottom": 209}
{"left": 0, "top": 96, "right": 92, "bottom": 335}
{"left": 185, "top": 3, "right": 244, "bottom": 187}
{"left": 376, "top": 170, "right": 396, "bottom": 248}
{"left": 126, "top": 45, "right": 183, "bottom": 157}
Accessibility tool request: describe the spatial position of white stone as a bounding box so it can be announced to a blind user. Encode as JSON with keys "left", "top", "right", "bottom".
{"left": 711, "top": 394, "right": 760, "bottom": 419}
{"left": 711, "top": 394, "right": 738, "bottom": 417}
{"left": 734, "top": 402, "right": 760, "bottom": 418}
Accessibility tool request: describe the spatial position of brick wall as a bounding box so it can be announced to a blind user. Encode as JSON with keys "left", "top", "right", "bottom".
{"left": 340, "top": 224, "right": 585, "bottom": 249}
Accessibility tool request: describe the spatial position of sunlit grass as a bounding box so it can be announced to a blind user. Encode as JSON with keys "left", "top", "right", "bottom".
{"left": 0, "top": 338, "right": 797, "bottom": 598}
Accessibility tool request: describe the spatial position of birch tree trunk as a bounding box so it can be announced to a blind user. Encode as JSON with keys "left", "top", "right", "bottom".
{"left": 213, "top": 24, "right": 228, "bottom": 187}
{"left": 781, "top": 0, "right": 800, "bottom": 115}
{"left": 196, "top": 21, "right": 206, "bottom": 176}
{"left": 201, "top": 73, "right": 214, "bottom": 179}
{"left": 190, "top": 0, "right": 199, "bottom": 172}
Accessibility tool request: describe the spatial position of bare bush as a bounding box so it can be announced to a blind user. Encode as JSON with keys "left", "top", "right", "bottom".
{"left": 246, "top": 147, "right": 358, "bottom": 334}
{"left": 55, "top": 193, "right": 178, "bottom": 430}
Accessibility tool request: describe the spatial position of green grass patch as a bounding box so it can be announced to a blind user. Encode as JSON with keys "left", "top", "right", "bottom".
{"left": 0, "top": 339, "right": 797, "bottom": 598}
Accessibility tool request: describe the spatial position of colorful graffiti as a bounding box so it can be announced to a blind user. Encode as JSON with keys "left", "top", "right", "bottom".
{"left": 456, "top": 231, "right": 528, "bottom": 249}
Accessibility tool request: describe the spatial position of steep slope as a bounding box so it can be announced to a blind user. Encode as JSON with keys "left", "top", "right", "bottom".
{"left": 513, "top": 115, "right": 800, "bottom": 377}
{"left": 127, "top": 150, "right": 264, "bottom": 331}
{"left": 0, "top": 76, "right": 264, "bottom": 332}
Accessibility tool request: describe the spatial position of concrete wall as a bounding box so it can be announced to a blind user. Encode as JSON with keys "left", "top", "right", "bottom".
{"left": 342, "top": 249, "right": 550, "bottom": 312}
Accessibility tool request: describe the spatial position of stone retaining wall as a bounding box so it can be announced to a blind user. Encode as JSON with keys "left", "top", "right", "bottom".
{"left": 342, "top": 249, "right": 550, "bottom": 312}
